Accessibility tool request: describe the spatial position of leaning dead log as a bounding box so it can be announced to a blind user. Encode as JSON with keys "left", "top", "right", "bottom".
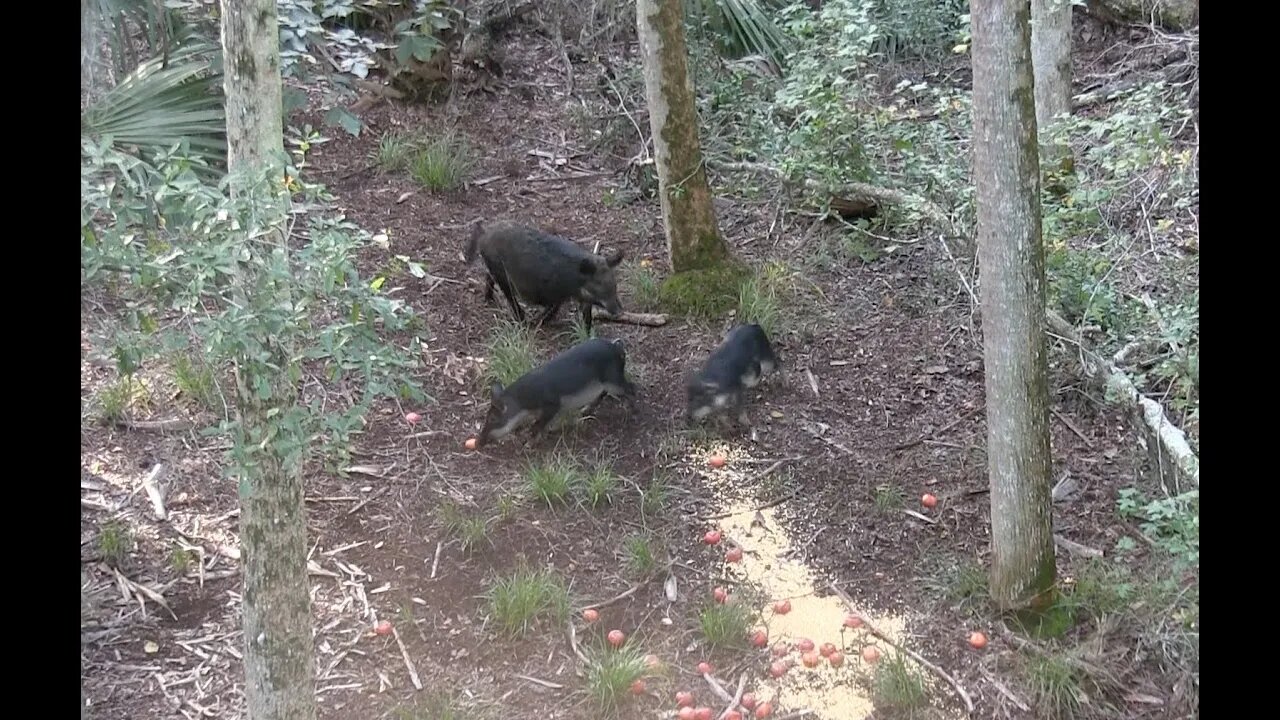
{"left": 1047, "top": 310, "right": 1199, "bottom": 489}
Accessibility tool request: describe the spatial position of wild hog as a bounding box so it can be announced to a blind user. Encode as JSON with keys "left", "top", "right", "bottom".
{"left": 464, "top": 221, "right": 624, "bottom": 335}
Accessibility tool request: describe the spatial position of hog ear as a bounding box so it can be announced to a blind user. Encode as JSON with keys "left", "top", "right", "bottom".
{"left": 605, "top": 249, "right": 625, "bottom": 267}
{"left": 578, "top": 257, "right": 598, "bottom": 276}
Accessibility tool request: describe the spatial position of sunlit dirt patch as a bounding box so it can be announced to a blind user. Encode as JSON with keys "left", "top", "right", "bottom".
{"left": 688, "top": 445, "right": 952, "bottom": 719}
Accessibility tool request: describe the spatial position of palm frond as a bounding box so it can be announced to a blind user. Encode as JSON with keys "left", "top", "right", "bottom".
{"left": 81, "top": 42, "right": 226, "bottom": 160}
{"left": 687, "top": 0, "right": 794, "bottom": 70}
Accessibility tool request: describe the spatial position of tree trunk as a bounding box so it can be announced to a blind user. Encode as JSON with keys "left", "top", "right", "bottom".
{"left": 971, "top": 0, "right": 1058, "bottom": 613}
{"left": 636, "top": 0, "right": 729, "bottom": 272}
{"left": 220, "top": 2, "right": 317, "bottom": 719}
{"left": 1031, "top": 0, "right": 1073, "bottom": 133}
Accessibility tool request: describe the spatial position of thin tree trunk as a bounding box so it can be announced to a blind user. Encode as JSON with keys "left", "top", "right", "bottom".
{"left": 971, "top": 0, "right": 1058, "bottom": 613}
{"left": 1031, "top": 0, "right": 1072, "bottom": 131}
{"left": 636, "top": 0, "right": 729, "bottom": 272}
{"left": 220, "top": 2, "right": 317, "bottom": 719}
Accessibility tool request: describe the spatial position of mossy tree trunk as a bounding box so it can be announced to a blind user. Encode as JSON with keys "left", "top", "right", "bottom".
{"left": 971, "top": 0, "right": 1058, "bottom": 614}
{"left": 220, "top": 1, "right": 317, "bottom": 719}
{"left": 636, "top": 0, "right": 730, "bottom": 273}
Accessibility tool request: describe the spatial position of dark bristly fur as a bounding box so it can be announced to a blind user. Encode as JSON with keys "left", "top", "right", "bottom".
{"left": 477, "top": 337, "right": 637, "bottom": 447}
{"left": 686, "top": 324, "right": 781, "bottom": 427}
{"left": 464, "top": 220, "right": 625, "bottom": 334}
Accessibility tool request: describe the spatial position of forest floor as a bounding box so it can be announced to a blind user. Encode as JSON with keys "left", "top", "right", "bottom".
{"left": 80, "top": 19, "right": 1198, "bottom": 720}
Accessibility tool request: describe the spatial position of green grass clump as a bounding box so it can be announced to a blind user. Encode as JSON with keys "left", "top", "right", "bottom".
{"left": 486, "top": 565, "right": 571, "bottom": 638}
{"left": 872, "top": 651, "right": 929, "bottom": 714}
{"left": 409, "top": 130, "right": 476, "bottom": 191}
{"left": 698, "top": 601, "right": 754, "bottom": 651}
{"left": 483, "top": 321, "right": 539, "bottom": 388}
{"left": 584, "top": 644, "right": 650, "bottom": 716}
{"left": 525, "top": 455, "right": 581, "bottom": 506}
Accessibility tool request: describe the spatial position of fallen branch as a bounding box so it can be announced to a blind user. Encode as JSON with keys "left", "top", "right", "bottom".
{"left": 140, "top": 463, "right": 167, "bottom": 521}
{"left": 708, "top": 159, "right": 961, "bottom": 243}
{"left": 565, "top": 619, "right": 590, "bottom": 665}
{"left": 118, "top": 417, "right": 193, "bottom": 433}
{"left": 1054, "top": 534, "right": 1104, "bottom": 559}
{"left": 701, "top": 671, "right": 734, "bottom": 704}
{"left": 578, "top": 567, "right": 663, "bottom": 612}
{"left": 591, "top": 308, "right": 668, "bottom": 327}
{"left": 830, "top": 583, "right": 974, "bottom": 715}
{"left": 717, "top": 673, "right": 748, "bottom": 720}
{"left": 390, "top": 626, "right": 423, "bottom": 691}
{"left": 1047, "top": 311, "right": 1198, "bottom": 488}
{"left": 979, "top": 666, "right": 1031, "bottom": 712}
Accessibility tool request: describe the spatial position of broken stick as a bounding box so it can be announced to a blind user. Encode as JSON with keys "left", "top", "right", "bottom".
{"left": 591, "top": 308, "right": 668, "bottom": 326}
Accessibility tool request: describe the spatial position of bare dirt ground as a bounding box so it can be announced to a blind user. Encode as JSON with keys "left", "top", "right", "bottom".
{"left": 81, "top": 25, "right": 1189, "bottom": 720}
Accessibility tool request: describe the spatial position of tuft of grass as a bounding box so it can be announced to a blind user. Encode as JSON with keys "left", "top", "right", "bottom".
{"left": 873, "top": 484, "right": 905, "bottom": 513}
{"left": 437, "top": 501, "right": 492, "bottom": 553}
{"left": 172, "top": 355, "right": 216, "bottom": 409}
{"left": 565, "top": 315, "right": 593, "bottom": 344}
{"left": 373, "top": 130, "right": 418, "bottom": 172}
{"left": 483, "top": 321, "right": 539, "bottom": 388}
{"left": 1024, "top": 654, "right": 1090, "bottom": 720}
{"left": 641, "top": 475, "right": 668, "bottom": 517}
{"left": 928, "top": 561, "right": 989, "bottom": 612}
{"left": 98, "top": 376, "right": 148, "bottom": 423}
{"left": 698, "top": 601, "right": 754, "bottom": 651}
{"left": 390, "top": 689, "right": 485, "bottom": 720}
{"left": 486, "top": 565, "right": 571, "bottom": 638}
{"left": 584, "top": 643, "right": 650, "bottom": 716}
{"left": 98, "top": 520, "right": 132, "bottom": 565}
{"left": 168, "top": 544, "right": 195, "bottom": 574}
{"left": 624, "top": 265, "right": 663, "bottom": 313}
{"left": 622, "top": 534, "right": 657, "bottom": 577}
{"left": 525, "top": 455, "right": 580, "bottom": 506}
{"left": 873, "top": 651, "right": 929, "bottom": 713}
{"left": 582, "top": 461, "right": 619, "bottom": 509}
{"left": 495, "top": 494, "right": 519, "bottom": 521}
{"left": 736, "top": 261, "right": 792, "bottom": 338}
{"left": 409, "top": 130, "right": 476, "bottom": 191}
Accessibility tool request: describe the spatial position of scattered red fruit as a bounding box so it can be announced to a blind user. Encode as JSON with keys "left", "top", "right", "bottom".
{"left": 694, "top": 708, "right": 714, "bottom": 720}
{"left": 796, "top": 638, "right": 815, "bottom": 653}
{"left": 922, "top": 493, "right": 938, "bottom": 509}
{"left": 713, "top": 587, "right": 729, "bottom": 604}
{"left": 828, "top": 650, "right": 845, "bottom": 668}
{"left": 862, "top": 646, "right": 882, "bottom": 663}
{"left": 678, "top": 708, "right": 697, "bottom": 720}
{"left": 771, "top": 643, "right": 789, "bottom": 658}
{"left": 374, "top": 620, "right": 392, "bottom": 636}
{"left": 405, "top": 412, "right": 421, "bottom": 425}
{"left": 801, "top": 651, "right": 821, "bottom": 668}
{"left": 583, "top": 609, "right": 599, "bottom": 624}
{"left": 725, "top": 546, "right": 744, "bottom": 563}
{"left": 751, "top": 629, "right": 768, "bottom": 648}
{"left": 607, "top": 629, "right": 625, "bottom": 648}
{"left": 754, "top": 701, "right": 774, "bottom": 718}
{"left": 740, "top": 692, "right": 758, "bottom": 710}
{"left": 843, "top": 614, "right": 864, "bottom": 629}
{"left": 724, "top": 711, "right": 743, "bottom": 720}
{"left": 630, "top": 679, "right": 647, "bottom": 695}
{"left": 675, "top": 691, "right": 695, "bottom": 708}
{"left": 968, "top": 631, "right": 989, "bottom": 649}
{"left": 709, "top": 455, "right": 727, "bottom": 469}
{"left": 819, "top": 642, "right": 837, "bottom": 657}
{"left": 697, "top": 661, "right": 714, "bottom": 675}
{"left": 769, "top": 660, "right": 788, "bottom": 678}
{"left": 703, "top": 530, "right": 722, "bottom": 545}
{"left": 772, "top": 599, "right": 792, "bottom": 615}
{"left": 464, "top": 437, "right": 478, "bottom": 450}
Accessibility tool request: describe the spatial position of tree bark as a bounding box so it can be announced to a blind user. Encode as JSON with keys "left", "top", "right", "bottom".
{"left": 220, "top": 2, "right": 317, "bottom": 719}
{"left": 636, "top": 0, "right": 729, "bottom": 272}
{"left": 1031, "top": 0, "right": 1073, "bottom": 133}
{"left": 971, "top": 0, "right": 1058, "bottom": 613}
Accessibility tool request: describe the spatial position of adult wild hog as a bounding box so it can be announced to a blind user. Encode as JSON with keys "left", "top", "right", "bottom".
{"left": 464, "top": 221, "right": 625, "bottom": 334}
